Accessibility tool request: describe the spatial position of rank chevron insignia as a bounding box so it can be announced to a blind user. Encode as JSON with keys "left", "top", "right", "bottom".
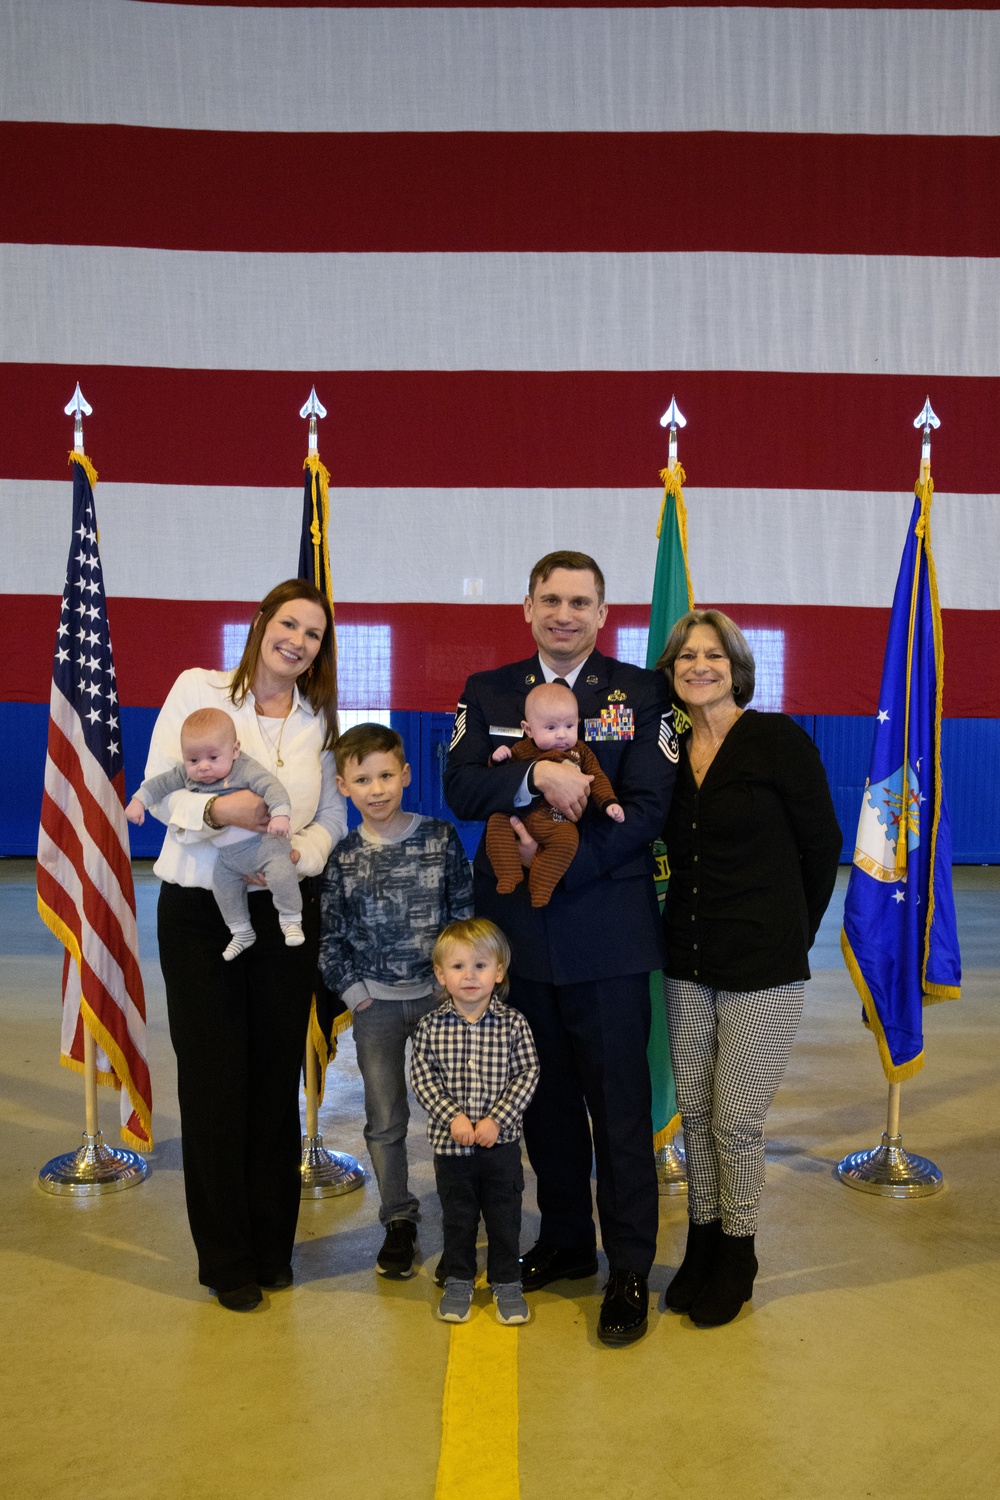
{"left": 658, "top": 713, "right": 679, "bottom": 763}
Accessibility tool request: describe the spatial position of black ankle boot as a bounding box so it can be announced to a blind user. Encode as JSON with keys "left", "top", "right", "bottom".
{"left": 689, "top": 1232, "right": 757, "bottom": 1327}
{"left": 663, "top": 1219, "right": 722, "bottom": 1313}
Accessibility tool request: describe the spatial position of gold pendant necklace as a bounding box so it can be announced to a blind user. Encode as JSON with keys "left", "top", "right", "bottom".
{"left": 256, "top": 711, "right": 288, "bottom": 768}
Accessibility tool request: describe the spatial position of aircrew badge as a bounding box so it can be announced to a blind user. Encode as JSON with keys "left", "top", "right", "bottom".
{"left": 608, "top": 689, "right": 627, "bottom": 703}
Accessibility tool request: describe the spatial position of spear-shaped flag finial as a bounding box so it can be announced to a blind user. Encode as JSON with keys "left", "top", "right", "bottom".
{"left": 913, "top": 397, "right": 940, "bottom": 480}
{"left": 659, "top": 396, "right": 686, "bottom": 473}
{"left": 64, "top": 383, "right": 93, "bottom": 454}
{"left": 300, "top": 386, "right": 328, "bottom": 455}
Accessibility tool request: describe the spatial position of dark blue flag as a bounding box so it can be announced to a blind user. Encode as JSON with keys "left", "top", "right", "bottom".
{"left": 296, "top": 451, "right": 346, "bottom": 1082}
{"left": 298, "top": 453, "right": 333, "bottom": 601}
{"left": 841, "top": 478, "right": 961, "bottom": 1080}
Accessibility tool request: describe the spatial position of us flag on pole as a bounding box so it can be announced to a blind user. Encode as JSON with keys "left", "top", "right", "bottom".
{"left": 36, "top": 451, "right": 153, "bottom": 1149}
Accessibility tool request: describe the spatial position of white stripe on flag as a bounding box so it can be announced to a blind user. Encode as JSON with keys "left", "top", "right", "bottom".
{"left": 3, "top": 481, "right": 997, "bottom": 611}
{"left": 3, "top": 246, "right": 999, "bottom": 375}
{"left": 4, "top": 2, "right": 998, "bottom": 136}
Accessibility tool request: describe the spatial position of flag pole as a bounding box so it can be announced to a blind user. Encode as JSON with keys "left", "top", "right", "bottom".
{"left": 651, "top": 396, "right": 688, "bottom": 1195}
{"left": 38, "top": 389, "right": 149, "bottom": 1196}
{"left": 296, "top": 387, "right": 365, "bottom": 1198}
{"left": 836, "top": 400, "right": 944, "bottom": 1199}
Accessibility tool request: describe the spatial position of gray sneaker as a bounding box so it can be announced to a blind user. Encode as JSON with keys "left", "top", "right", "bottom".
{"left": 438, "top": 1277, "right": 475, "bottom": 1323}
{"left": 493, "top": 1282, "right": 530, "bottom": 1325}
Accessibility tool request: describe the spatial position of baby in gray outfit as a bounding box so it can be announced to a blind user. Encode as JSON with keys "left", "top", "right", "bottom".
{"left": 126, "top": 706, "right": 304, "bottom": 961}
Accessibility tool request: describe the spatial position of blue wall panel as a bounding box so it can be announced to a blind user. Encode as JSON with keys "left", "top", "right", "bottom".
{"left": 1, "top": 703, "right": 161, "bottom": 858}
{"left": 3, "top": 704, "right": 997, "bottom": 865}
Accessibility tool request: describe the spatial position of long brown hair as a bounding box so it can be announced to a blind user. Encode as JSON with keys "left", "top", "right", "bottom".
{"left": 229, "top": 579, "right": 339, "bottom": 749}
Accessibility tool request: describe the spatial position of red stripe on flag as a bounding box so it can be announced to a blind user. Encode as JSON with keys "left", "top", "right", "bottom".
{"left": 3, "top": 366, "right": 998, "bottom": 494}
{"left": 38, "top": 768, "right": 146, "bottom": 1026}
{"left": 4, "top": 125, "right": 999, "bottom": 256}
{"left": 44, "top": 716, "right": 142, "bottom": 935}
{"left": 8, "top": 596, "right": 1000, "bottom": 716}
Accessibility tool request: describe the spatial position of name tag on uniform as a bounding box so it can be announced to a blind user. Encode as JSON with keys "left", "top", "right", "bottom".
{"left": 585, "top": 706, "right": 635, "bottom": 742}
{"left": 489, "top": 725, "right": 524, "bottom": 739}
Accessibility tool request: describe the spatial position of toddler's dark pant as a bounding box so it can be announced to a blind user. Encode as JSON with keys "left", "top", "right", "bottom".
{"left": 434, "top": 1141, "right": 524, "bottom": 1284}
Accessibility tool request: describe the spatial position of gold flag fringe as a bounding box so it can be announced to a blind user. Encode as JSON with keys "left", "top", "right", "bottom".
{"left": 652, "top": 1113, "right": 682, "bottom": 1151}
{"left": 68, "top": 450, "right": 98, "bottom": 488}
{"left": 37, "top": 896, "right": 154, "bottom": 1149}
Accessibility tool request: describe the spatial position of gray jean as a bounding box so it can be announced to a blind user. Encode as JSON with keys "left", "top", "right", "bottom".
{"left": 211, "top": 833, "right": 302, "bottom": 932}
{"left": 352, "top": 993, "right": 440, "bottom": 1224}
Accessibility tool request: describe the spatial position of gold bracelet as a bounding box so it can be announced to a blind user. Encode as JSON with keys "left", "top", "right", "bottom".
{"left": 203, "top": 795, "right": 222, "bottom": 830}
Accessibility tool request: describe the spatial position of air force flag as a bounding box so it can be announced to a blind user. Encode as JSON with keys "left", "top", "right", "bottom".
{"left": 841, "top": 479, "right": 961, "bottom": 1081}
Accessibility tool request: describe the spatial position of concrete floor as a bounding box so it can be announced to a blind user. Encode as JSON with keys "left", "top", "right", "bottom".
{"left": 2, "top": 861, "right": 998, "bottom": 1500}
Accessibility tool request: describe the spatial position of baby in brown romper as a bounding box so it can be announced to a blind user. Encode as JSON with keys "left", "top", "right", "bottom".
{"left": 486, "top": 681, "right": 625, "bottom": 908}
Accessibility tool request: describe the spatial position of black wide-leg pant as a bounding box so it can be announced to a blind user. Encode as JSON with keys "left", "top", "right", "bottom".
{"left": 157, "top": 880, "right": 318, "bottom": 1293}
{"left": 510, "top": 972, "right": 658, "bottom": 1277}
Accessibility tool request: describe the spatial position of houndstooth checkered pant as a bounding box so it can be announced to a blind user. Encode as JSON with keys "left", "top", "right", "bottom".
{"left": 664, "top": 977, "right": 805, "bottom": 1237}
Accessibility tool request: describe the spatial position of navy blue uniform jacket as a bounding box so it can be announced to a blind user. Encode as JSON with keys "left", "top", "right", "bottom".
{"left": 443, "top": 650, "right": 678, "bottom": 987}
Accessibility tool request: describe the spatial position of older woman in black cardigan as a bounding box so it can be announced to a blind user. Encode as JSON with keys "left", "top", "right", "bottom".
{"left": 657, "top": 610, "right": 841, "bottom": 1327}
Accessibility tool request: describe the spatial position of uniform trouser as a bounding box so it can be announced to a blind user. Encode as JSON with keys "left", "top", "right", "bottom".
{"left": 435, "top": 1141, "right": 525, "bottom": 1284}
{"left": 510, "top": 972, "right": 658, "bottom": 1276}
{"left": 212, "top": 833, "right": 303, "bottom": 932}
{"left": 157, "top": 880, "right": 317, "bottom": 1293}
{"left": 665, "top": 977, "right": 805, "bottom": 1237}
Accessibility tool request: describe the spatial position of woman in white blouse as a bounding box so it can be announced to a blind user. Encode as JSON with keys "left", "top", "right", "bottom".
{"left": 144, "top": 580, "right": 346, "bottom": 1311}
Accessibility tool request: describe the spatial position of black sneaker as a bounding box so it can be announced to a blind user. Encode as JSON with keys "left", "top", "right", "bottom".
{"left": 377, "top": 1219, "right": 417, "bottom": 1278}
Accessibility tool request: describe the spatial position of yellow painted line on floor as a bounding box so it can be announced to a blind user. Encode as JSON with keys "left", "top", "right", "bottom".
{"left": 435, "top": 1305, "right": 520, "bottom": 1500}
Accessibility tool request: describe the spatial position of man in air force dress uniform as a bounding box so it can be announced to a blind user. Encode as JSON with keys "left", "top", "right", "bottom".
{"left": 444, "top": 551, "right": 678, "bottom": 1345}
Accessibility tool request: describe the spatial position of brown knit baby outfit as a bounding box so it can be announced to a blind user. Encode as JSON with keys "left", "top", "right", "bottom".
{"left": 486, "top": 740, "right": 620, "bottom": 907}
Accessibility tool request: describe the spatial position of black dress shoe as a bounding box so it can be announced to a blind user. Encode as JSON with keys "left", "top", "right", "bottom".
{"left": 259, "top": 1266, "right": 294, "bottom": 1291}
{"left": 519, "top": 1240, "right": 599, "bottom": 1292}
{"left": 598, "top": 1270, "right": 648, "bottom": 1346}
{"left": 217, "top": 1282, "right": 263, "bottom": 1312}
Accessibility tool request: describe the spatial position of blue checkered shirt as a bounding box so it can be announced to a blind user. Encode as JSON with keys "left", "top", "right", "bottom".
{"left": 410, "top": 994, "right": 540, "bottom": 1156}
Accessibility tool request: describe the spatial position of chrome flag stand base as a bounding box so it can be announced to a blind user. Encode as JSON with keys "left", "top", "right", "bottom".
{"left": 38, "top": 1130, "right": 149, "bottom": 1197}
{"left": 655, "top": 1137, "right": 688, "bottom": 1196}
{"left": 301, "top": 1135, "right": 366, "bottom": 1198}
{"left": 837, "top": 1132, "right": 943, "bottom": 1198}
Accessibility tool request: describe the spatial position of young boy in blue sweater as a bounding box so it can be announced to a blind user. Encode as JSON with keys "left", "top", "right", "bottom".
{"left": 319, "top": 723, "right": 473, "bottom": 1278}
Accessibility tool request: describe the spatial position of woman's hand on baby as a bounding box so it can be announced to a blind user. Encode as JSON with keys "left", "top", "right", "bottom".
{"left": 211, "top": 790, "right": 271, "bottom": 834}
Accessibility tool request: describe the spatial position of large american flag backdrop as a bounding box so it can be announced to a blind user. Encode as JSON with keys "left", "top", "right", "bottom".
{"left": 2, "top": 2, "right": 998, "bottom": 767}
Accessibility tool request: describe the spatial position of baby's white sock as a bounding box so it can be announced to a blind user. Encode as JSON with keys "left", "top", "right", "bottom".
{"left": 279, "top": 917, "right": 305, "bottom": 948}
{"left": 223, "top": 926, "right": 256, "bottom": 962}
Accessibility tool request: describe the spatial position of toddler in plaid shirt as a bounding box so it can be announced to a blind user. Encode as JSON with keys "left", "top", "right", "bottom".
{"left": 410, "top": 919, "right": 540, "bottom": 1325}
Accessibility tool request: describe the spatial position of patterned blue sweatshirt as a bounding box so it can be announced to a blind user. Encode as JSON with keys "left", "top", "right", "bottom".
{"left": 319, "top": 814, "right": 473, "bottom": 1011}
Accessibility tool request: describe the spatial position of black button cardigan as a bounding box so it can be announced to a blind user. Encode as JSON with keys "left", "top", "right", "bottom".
{"left": 662, "top": 711, "right": 843, "bottom": 991}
